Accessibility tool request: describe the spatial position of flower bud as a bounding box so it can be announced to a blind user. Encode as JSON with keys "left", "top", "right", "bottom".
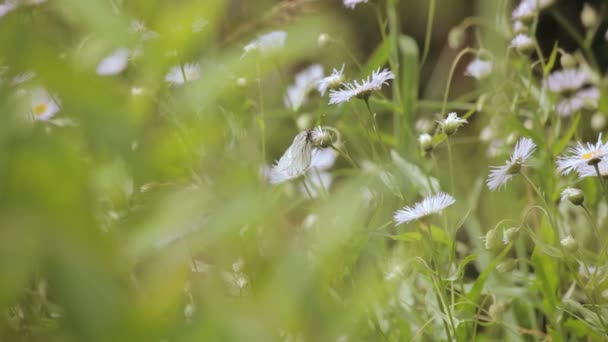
{"left": 581, "top": 3, "right": 598, "bottom": 29}
{"left": 591, "top": 112, "right": 607, "bottom": 132}
{"left": 488, "top": 300, "right": 509, "bottom": 321}
{"left": 497, "top": 259, "right": 517, "bottom": 273}
{"left": 440, "top": 112, "right": 467, "bottom": 136}
{"left": 561, "top": 188, "right": 584, "bottom": 206}
{"left": 418, "top": 133, "right": 433, "bottom": 153}
{"left": 560, "top": 235, "right": 578, "bottom": 252}
{"left": 448, "top": 26, "right": 466, "bottom": 50}
{"left": 503, "top": 227, "right": 520, "bottom": 244}
{"left": 484, "top": 228, "right": 502, "bottom": 250}
{"left": 560, "top": 53, "right": 576, "bottom": 69}
{"left": 296, "top": 113, "right": 314, "bottom": 130}
{"left": 236, "top": 77, "right": 248, "bottom": 88}
{"left": 317, "top": 33, "right": 331, "bottom": 48}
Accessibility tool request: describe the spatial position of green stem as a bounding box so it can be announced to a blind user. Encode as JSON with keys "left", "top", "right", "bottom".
{"left": 420, "top": 0, "right": 436, "bottom": 69}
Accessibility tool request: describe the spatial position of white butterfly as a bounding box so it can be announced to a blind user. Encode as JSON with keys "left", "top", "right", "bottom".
{"left": 268, "top": 130, "right": 314, "bottom": 184}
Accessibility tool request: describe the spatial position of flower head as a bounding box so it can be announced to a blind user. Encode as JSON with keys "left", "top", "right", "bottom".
{"left": 343, "top": 0, "right": 368, "bottom": 9}
{"left": 487, "top": 137, "right": 536, "bottom": 191}
{"left": 561, "top": 187, "right": 584, "bottom": 206}
{"left": 439, "top": 112, "right": 467, "bottom": 136}
{"left": 30, "top": 87, "right": 60, "bottom": 121}
{"left": 317, "top": 65, "right": 345, "bottom": 96}
{"left": 242, "top": 30, "right": 287, "bottom": 57}
{"left": 268, "top": 130, "right": 316, "bottom": 184}
{"left": 547, "top": 69, "right": 587, "bottom": 94}
{"left": 510, "top": 34, "right": 535, "bottom": 51}
{"left": 557, "top": 134, "right": 608, "bottom": 175}
{"left": 465, "top": 58, "right": 493, "bottom": 80}
{"left": 418, "top": 133, "right": 433, "bottom": 153}
{"left": 96, "top": 48, "right": 130, "bottom": 76}
{"left": 393, "top": 192, "right": 455, "bottom": 225}
{"left": 165, "top": 63, "right": 200, "bottom": 86}
{"left": 284, "top": 64, "right": 324, "bottom": 111}
{"left": 0, "top": 0, "right": 17, "bottom": 18}
{"left": 329, "top": 67, "right": 394, "bottom": 105}
{"left": 512, "top": 1, "right": 536, "bottom": 21}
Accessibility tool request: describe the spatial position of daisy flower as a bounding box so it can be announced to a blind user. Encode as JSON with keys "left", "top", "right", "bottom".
{"left": 317, "top": 65, "right": 345, "bottom": 96}
{"left": 577, "top": 159, "right": 608, "bottom": 178}
{"left": 284, "top": 64, "right": 324, "bottom": 111}
{"left": 557, "top": 134, "right": 608, "bottom": 175}
{"left": 510, "top": 34, "right": 535, "bottom": 51}
{"left": 487, "top": 137, "right": 536, "bottom": 191}
{"left": 560, "top": 187, "right": 584, "bottom": 205}
{"left": 242, "top": 30, "right": 287, "bottom": 58}
{"left": 165, "top": 63, "right": 200, "bottom": 86}
{"left": 343, "top": 0, "right": 368, "bottom": 9}
{"left": 268, "top": 130, "right": 315, "bottom": 184}
{"left": 547, "top": 69, "right": 587, "bottom": 94}
{"left": 29, "top": 87, "right": 60, "bottom": 121}
{"left": 96, "top": 48, "right": 130, "bottom": 76}
{"left": 555, "top": 87, "right": 598, "bottom": 117}
{"left": 465, "top": 58, "right": 493, "bottom": 80}
{"left": 439, "top": 112, "right": 467, "bottom": 136}
{"left": 329, "top": 67, "right": 395, "bottom": 105}
{"left": 393, "top": 192, "right": 455, "bottom": 225}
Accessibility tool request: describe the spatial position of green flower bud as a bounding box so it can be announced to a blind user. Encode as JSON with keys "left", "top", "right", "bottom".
{"left": 497, "top": 259, "right": 517, "bottom": 273}
{"left": 560, "top": 235, "right": 578, "bottom": 252}
{"left": 418, "top": 134, "right": 433, "bottom": 153}
{"left": 484, "top": 228, "right": 502, "bottom": 250}
{"left": 560, "top": 53, "right": 576, "bottom": 69}
{"left": 561, "top": 188, "right": 584, "bottom": 206}
{"left": 448, "top": 26, "right": 466, "bottom": 50}
{"left": 503, "top": 227, "right": 520, "bottom": 244}
{"left": 581, "top": 4, "right": 598, "bottom": 29}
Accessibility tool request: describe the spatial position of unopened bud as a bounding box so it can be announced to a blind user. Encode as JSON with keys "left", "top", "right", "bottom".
{"left": 560, "top": 53, "right": 576, "bottom": 69}
{"left": 497, "top": 259, "right": 517, "bottom": 273}
{"left": 560, "top": 235, "right": 578, "bottom": 252}
{"left": 296, "top": 113, "right": 314, "bottom": 130}
{"left": 418, "top": 134, "right": 433, "bottom": 153}
{"left": 236, "top": 77, "right": 247, "bottom": 88}
{"left": 503, "top": 227, "right": 520, "bottom": 244}
{"left": 581, "top": 3, "right": 598, "bottom": 29}
{"left": 318, "top": 33, "right": 331, "bottom": 48}
{"left": 448, "top": 26, "right": 466, "bottom": 50}
{"left": 561, "top": 188, "right": 584, "bottom": 206}
{"left": 484, "top": 228, "right": 502, "bottom": 250}
{"left": 488, "top": 300, "right": 509, "bottom": 321}
{"left": 591, "top": 112, "right": 607, "bottom": 132}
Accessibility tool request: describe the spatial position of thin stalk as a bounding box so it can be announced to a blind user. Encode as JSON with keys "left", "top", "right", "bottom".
{"left": 365, "top": 99, "right": 389, "bottom": 158}
{"left": 446, "top": 136, "right": 456, "bottom": 194}
{"left": 441, "top": 48, "right": 475, "bottom": 116}
{"left": 420, "top": 0, "right": 436, "bottom": 69}
{"left": 593, "top": 164, "right": 608, "bottom": 194}
{"left": 256, "top": 64, "right": 266, "bottom": 164}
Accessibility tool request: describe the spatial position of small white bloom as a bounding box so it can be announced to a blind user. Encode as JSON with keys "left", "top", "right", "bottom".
{"left": 242, "top": 30, "right": 287, "bottom": 57}
{"left": 555, "top": 96, "right": 584, "bottom": 117}
{"left": 557, "top": 134, "right": 608, "bottom": 175}
{"left": 418, "top": 133, "right": 433, "bottom": 152}
{"left": 165, "top": 63, "right": 200, "bottom": 86}
{"left": 577, "top": 159, "right": 608, "bottom": 178}
{"left": 310, "top": 126, "right": 331, "bottom": 146}
{"left": 343, "top": 0, "right": 368, "bottom": 9}
{"left": 561, "top": 187, "right": 584, "bottom": 205}
{"left": 317, "top": 65, "right": 345, "bottom": 96}
{"left": 439, "top": 112, "right": 467, "bottom": 135}
{"left": 12, "top": 71, "right": 36, "bottom": 85}
{"left": 393, "top": 192, "right": 455, "bottom": 225}
{"left": 317, "top": 33, "right": 331, "bottom": 47}
{"left": 512, "top": 1, "right": 536, "bottom": 21}
{"left": 512, "top": 20, "right": 527, "bottom": 34}
{"left": 510, "top": 34, "right": 535, "bottom": 51}
{"left": 29, "top": 87, "right": 60, "bottom": 121}
{"left": 465, "top": 58, "right": 493, "bottom": 80}
{"left": 581, "top": 3, "right": 598, "bottom": 29}
{"left": 268, "top": 130, "right": 315, "bottom": 184}
{"left": 329, "top": 67, "right": 395, "bottom": 105}
{"left": 487, "top": 137, "right": 536, "bottom": 191}
{"left": 310, "top": 147, "right": 338, "bottom": 170}
{"left": 547, "top": 68, "right": 587, "bottom": 94}
{"left": 284, "top": 64, "right": 324, "bottom": 111}
{"left": 96, "top": 48, "right": 130, "bottom": 76}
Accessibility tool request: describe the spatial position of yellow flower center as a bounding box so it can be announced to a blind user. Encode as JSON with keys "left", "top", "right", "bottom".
{"left": 582, "top": 152, "right": 596, "bottom": 160}
{"left": 32, "top": 103, "right": 48, "bottom": 116}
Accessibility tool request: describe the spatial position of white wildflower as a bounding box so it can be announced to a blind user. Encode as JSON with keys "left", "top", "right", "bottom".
{"left": 510, "top": 34, "right": 535, "bottom": 51}
{"left": 29, "top": 87, "right": 60, "bottom": 121}
{"left": 487, "top": 137, "right": 536, "bottom": 191}
{"left": 268, "top": 130, "right": 315, "bottom": 184}
{"left": 418, "top": 133, "right": 433, "bottom": 152}
{"left": 317, "top": 65, "right": 345, "bottom": 96}
{"left": 577, "top": 159, "right": 608, "bottom": 178}
{"left": 557, "top": 134, "right": 608, "bottom": 175}
{"left": 165, "top": 63, "right": 200, "bottom": 86}
{"left": 561, "top": 187, "right": 584, "bottom": 205}
{"left": 0, "top": 0, "right": 17, "bottom": 17}
{"left": 96, "top": 48, "right": 130, "bottom": 76}
{"left": 439, "top": 112, "right": 467, "bottom": 136}
{"left": 329, "top": 67, "right": 395, "bottom": 105}
{"left": 310, "top": 126, "right": 332, "bottom": 147}
{"left": 284, "top": 64, "right": 324, "bottom": 111}
{"left": 512, "top": 20, "right": 527, "bottom": 34}
{"left": 465, "top": 58, "right": 493, "bottom": 80}
{"left": 343, "top": 0, "right": 368, "bottom": 9}
{"left": 512, "top": 1, "right": 536, "bottom": 21}
{"left": 310, "top": 147, "right": 338, "bottom": 170}
{"left": 393, "top": 192, "right": 455, "bottom": 225}
{"left": 547, "top": 68, "right": 587, "bottom": 94}
{"left": 242, "top": 30, "right": 287, "bottom": 57}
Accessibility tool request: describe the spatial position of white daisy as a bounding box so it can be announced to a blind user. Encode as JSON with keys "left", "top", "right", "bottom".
{"left": 165, "top": 63, "right": 200, "bottom": 86}
{"left": 465, "top": 58, "right": 493, "bottom": 80}
{"left": 310, "top": 147, "right": 338, "bottom": 170}
{"left": 329, "top": 67, "right": 395, "bottom": 105}
{"left": 343, "top": 0, "right": 368, "bottom": 9}
{"left": 487, "top": 137, "right": 536, "bottom": 191}
{"left": 96, "top": 48, "right": 130, "bottom": 76}
{"left": 560, "top": 187, "right": 584, "bottom": 205}
{"left": 284, "top": 64, "right": 324, "bottom": 111}
{"left": 557, "top": 134, "right": 608, "bottom": 175}
{"left": 29, "top": 87, "right": 60, "bottom": 121}
{"left": 577, "top": 159, "right": 608, "bottom": 178}
{"left": 510, "top": 34, "right": 535, "bottom": 51}
{"left": 0, "top": 0, "right": 17, "bottom": 17}
{"left": 242, "top": 30, "right": 287, "bottom": 57}
{"left": 317, "top": 65, "right": 345, "bottom": 96}
{"left": 439, "top": 112, "right": 467, "bottom": 136}
{"left": 393, "top": 192, "right": 455, "bottom": 225}
{"left": 547, "top": 68, "right": 587, "bottom": 94}
{"left": 555, "top": 96, "right": 585, "bottom": 117}
{"left": 268, "top": 130, "right": 315, "bottom": 184}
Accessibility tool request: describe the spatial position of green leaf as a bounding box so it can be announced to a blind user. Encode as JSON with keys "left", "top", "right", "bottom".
{"left": 553, "top": 113, "right": 580, "bottom": 156}
{"left": 391, "top": 225, "right": 450, "bottom": 245}
{"left": 390, "top": 150, "right": 439, "bottom": 196}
